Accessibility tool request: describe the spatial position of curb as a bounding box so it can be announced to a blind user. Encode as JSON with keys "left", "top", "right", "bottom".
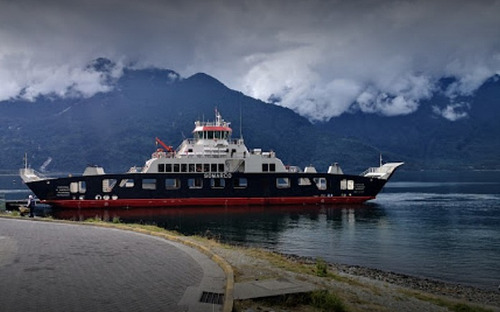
{"left": 121, "top": 227, "right": 234, "bottom": 312}
{"left": 0, "top": 216, "right": 235, "bottom": 312}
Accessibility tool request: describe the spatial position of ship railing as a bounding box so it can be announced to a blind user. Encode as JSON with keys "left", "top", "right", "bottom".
{"left": 19, "top": 168, "right": 47, "bottom": 183}
{"left": 361, "top": 162, "right": 405, "bottom": 180}
{"left": 361, "top": 167, "right": 381, "bottom": 176}
{"left": 183, "top": 138, "right": 242, "bottom": 145}
{"left": 286, "top": 166, "right": 302, "bottom": 173}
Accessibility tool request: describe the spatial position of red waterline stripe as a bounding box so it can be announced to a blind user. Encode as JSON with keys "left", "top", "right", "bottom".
{"left": 44, "top": 196, "right": 375, "bottom": 209}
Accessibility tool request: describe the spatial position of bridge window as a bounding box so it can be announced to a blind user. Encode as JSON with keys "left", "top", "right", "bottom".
{"left": 262, "top": 164, "right": 268, "bottom": 172}
{"left": 211, "top": 163, "right": 217, "bottom": 172}
{"left": 181, "top": 164, "right": 187, "bottom": 173}
{"left": 158, "top": 163, "right": 165, "bottom": 172}
{"left": 189, "top": 164, "right": 195, "bottom": 172}
{"left": 173, "top": 164, "right": 180, "bottom": 173}
{"left": 218, "top": 163, "right": 225, "bottom": 172}
{"left": 166, "top": 164, "right": 172, "bottom": 172}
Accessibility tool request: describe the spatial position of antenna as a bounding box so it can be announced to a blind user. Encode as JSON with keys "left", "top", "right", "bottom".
{"left": 239, "top": 105, "right": 243, "bottom": 139}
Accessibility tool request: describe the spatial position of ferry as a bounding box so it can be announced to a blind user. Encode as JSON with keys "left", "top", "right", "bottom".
{"left": 20, "top": 111, "right": 403, "bottom": 209}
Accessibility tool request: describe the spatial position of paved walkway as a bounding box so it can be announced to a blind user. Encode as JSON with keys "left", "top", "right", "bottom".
{"left": 0, "top": 218, "right": 225, "bottom": 312}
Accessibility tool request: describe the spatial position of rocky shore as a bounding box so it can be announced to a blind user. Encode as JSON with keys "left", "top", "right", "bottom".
{"left": 212, "top": 244, "right": 500, "bottom": 312}
{"left": 280, "top": 253, "right": 500, "bottom": 309}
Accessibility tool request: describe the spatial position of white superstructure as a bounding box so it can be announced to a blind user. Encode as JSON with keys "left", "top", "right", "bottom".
{"left": 142, "top": 111, "right": 288, "bottom": 174}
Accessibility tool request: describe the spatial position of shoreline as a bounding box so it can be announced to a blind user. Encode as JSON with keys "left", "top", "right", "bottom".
{"left": 276, "top": 252, "right": 500, "bottom": 307}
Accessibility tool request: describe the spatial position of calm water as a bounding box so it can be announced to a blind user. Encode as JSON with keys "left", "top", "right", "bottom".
{"left": 2, "top": 171, "right": 500, "bottom": 290}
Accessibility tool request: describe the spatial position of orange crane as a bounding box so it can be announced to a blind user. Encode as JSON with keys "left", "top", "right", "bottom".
{"left": 155, "top": 137, "right": 174, "bottom": 153}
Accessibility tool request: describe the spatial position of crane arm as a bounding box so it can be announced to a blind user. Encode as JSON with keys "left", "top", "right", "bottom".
{"left": 155, "top": 137, "right": 174, "bottom": 153}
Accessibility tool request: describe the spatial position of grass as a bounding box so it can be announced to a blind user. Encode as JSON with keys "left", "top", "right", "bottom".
{"left": 310, "top": 290, "right": 347, "bottom": 312}
{"left": 234, "top": 290, "right": 347, "bottom": 312}
{"left": 315, "top": 257, "right": 328, "bottom": 277}
{"left": 399, "top": 289, "right": 494, "bottom": 312}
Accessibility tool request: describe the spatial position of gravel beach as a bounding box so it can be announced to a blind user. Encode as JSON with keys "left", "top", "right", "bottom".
{"left": 211, "top": 244, "right": 500, "bottom": 312}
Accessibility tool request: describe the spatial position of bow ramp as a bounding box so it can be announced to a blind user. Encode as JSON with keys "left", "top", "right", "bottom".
{"left": 362, "top": 162, "right": 404, "bottom": 180}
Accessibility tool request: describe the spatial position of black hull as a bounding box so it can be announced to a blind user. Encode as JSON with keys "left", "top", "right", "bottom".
{"left": 25, "top": 172, "right": 388, "bottom": 209}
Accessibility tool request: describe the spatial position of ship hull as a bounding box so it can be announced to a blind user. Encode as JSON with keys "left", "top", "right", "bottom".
{"left": 25, "top": 172, "right": 387, "bottom": 210}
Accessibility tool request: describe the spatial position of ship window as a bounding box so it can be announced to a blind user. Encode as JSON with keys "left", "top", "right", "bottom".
{"left": 119, "top": 179, "right": 134, "bottom": 188}
{"left": 234, "top": 177, "right": 247, "bottom": 189}
{"left": 188, "top": 164, "right": 195, "bottom": 172}
{"left": 165, "top": 178, "right": 180, "bottom": 190}
{"left": 188, "top": 178, "right": 203, "bottom": 189}
{"left": 347, "top": 180, "right": 354, "bottom": 190}
{"left": 142, "top": 179, "right": 157, "bottom": 190}
{"left": 173, "top": 164, "right": 180, "bottom": 173}
{"left": 71, "top": 181, "right": 86, "bottom": 193}
{"left": 276, "top": 177, "right": 290, "bottom": 189}
{"left": 158, "top": 163, "right": 165, "bottom": 172}
{"left": 270, "top": 163, "right": 276, "bottom": 172}
{"left": 262, "top": 164, "right": 269, "bottom": 172}
{"left": 211, "top": 178, "right": 225, "bottom": 189}
{"left": 314, "top": 178, "right": 327, "bottom": 190}
{"left": 70, "top": 182, "right": 78, "bottom": 193}
{"left": 218, "top": 163, "right": 225, "bottom": 172}
{"left": 165, "top": 164, "right": 172, "bottom": 172}
{"left": 211, "top": 163, "right": 217, "bottom": 172}
{"left": 203, "top": 164, "right": 210, "bottom": 172}
{"left": 181, "top": 164, "right": 187, "bottom": 173}
{"left": 208, "top": 131, "right": 214, "bottom": 139}
{"left": 102, "top": 179, "right": 117, "bottom": 193}
{"left": 298, "top": 178, "right": 312, "bottom": 186}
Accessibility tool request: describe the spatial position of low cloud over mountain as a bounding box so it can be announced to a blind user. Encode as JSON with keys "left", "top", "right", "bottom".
{"left": 1, "top": 0, "right": 499, "bottom": 121}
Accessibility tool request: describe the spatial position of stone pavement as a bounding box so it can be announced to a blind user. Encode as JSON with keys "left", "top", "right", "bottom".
{"left": 234, "top": 278, "right": 318, "bottom": 300}
{"left": 0, "top": 218, "right": 225, "bottom": 312}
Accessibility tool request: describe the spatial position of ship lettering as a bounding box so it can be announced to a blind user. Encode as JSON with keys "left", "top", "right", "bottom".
{"left": 203, "top": 172, "right": 232, "bottom": 179}
{"left": 56, "top": 185, "right": 70, "bottom": 197}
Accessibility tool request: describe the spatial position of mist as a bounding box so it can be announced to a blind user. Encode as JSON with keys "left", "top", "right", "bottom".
{"left": 1, "top": 0, "right": 499, "bottom": 120}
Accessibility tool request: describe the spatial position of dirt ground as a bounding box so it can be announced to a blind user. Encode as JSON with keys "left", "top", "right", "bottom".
{"left": 206, "top": 240, "right": 500, "bottom": 312}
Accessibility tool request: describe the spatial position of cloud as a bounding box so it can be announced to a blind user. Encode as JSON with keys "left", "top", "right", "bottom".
{"left": 1, "top": 0, "right": 499, "bottom": 120}
{"left": 432, "top": 102, "right": 470, "bottom": 121}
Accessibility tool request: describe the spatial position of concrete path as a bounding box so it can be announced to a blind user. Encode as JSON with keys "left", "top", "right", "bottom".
{"left": 0, "top": 218, "right": 225, "bottom": 312}
{"left": 234, "top": 278, "right": 318, "bottom": 300}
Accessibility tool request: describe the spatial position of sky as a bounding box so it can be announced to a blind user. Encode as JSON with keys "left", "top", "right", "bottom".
{"left": 1, "top": 0, "right": 499, "bottom": 121}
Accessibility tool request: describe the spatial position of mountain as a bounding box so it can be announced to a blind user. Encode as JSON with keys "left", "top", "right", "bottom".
{"left": 318, "top": 75, "right": 500, "bottom": 170}
{"left": 1, "top": 59, "right": 499, "bottom": 174}
{"left": 0, "top": 61, "right": 380, "bottom": 174}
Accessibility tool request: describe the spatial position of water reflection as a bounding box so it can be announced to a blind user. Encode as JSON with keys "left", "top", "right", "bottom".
{"left": 53, "top": 204, "right": 386, "bottom": 245}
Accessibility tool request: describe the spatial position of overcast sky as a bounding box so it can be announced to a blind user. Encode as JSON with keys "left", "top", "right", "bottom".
{"left": 1, "top": 0, "right": 499, "bottom": 121}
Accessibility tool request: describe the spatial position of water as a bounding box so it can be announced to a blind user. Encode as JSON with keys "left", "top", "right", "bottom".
{"left": 2, "top": 171, "right": 499, "bottom": 290}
